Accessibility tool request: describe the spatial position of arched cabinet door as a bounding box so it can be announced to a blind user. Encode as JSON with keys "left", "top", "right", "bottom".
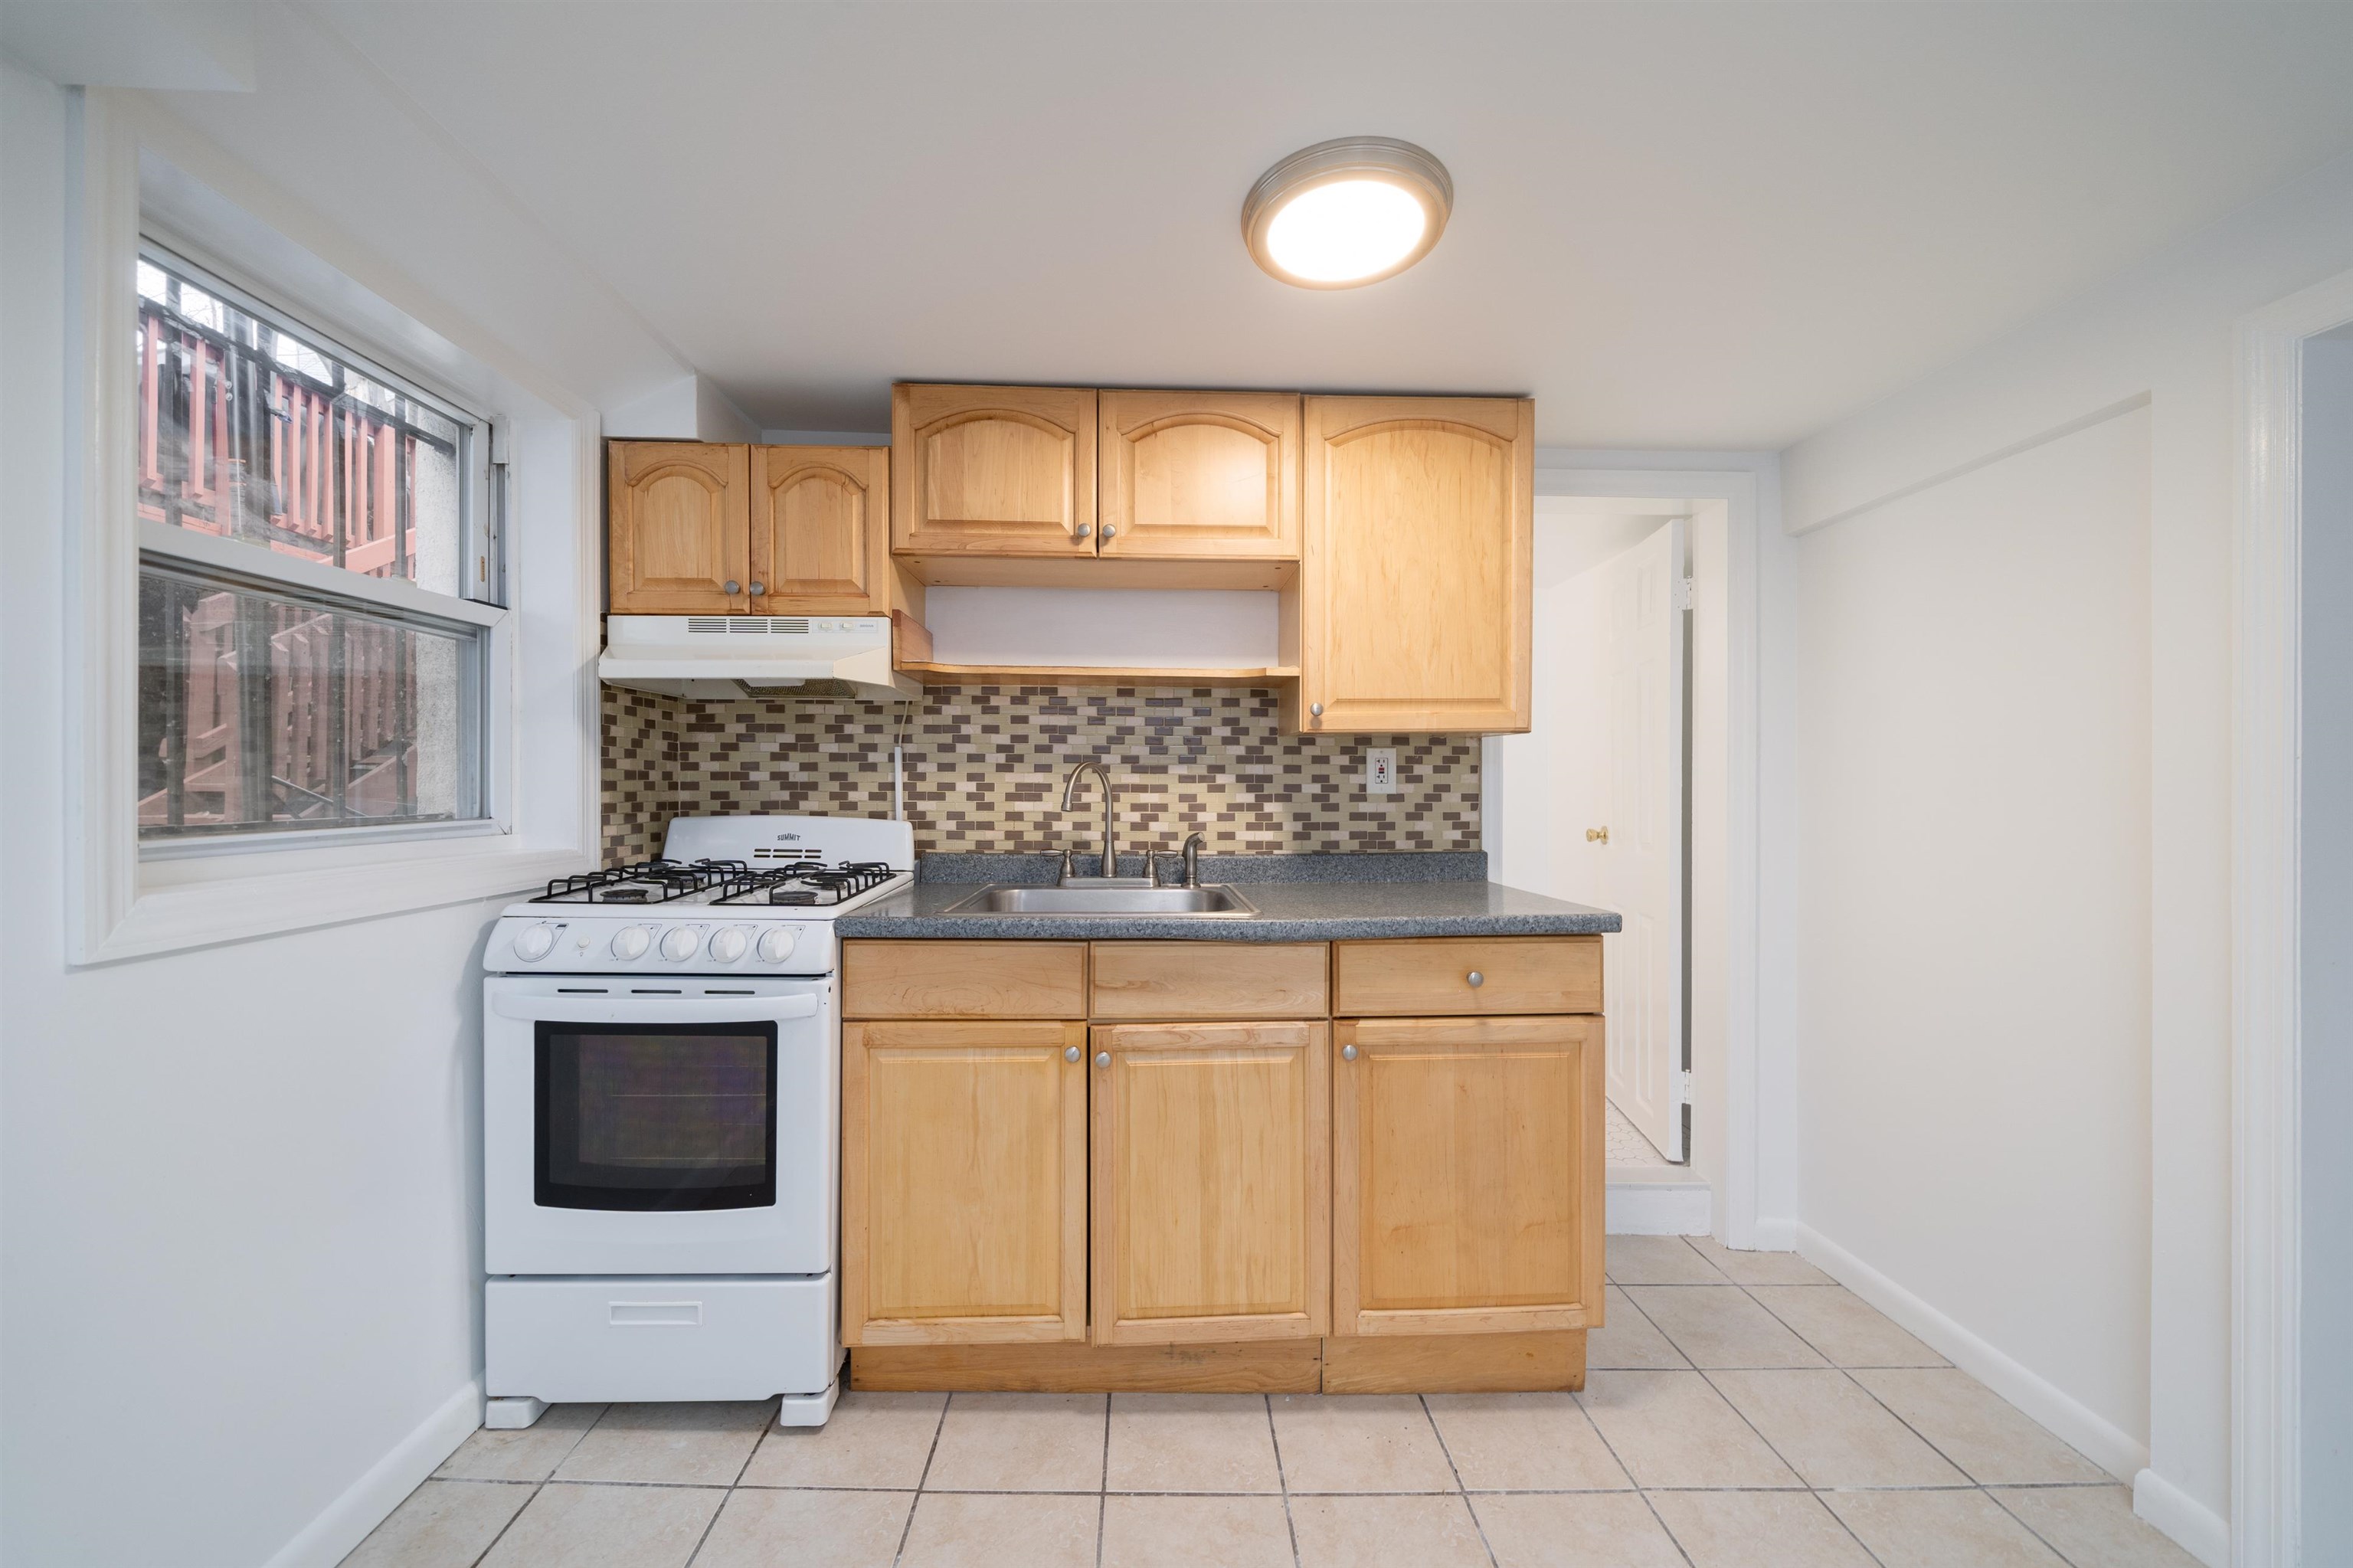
{"left": 751, "top": 445, "right": 890, "bottom": 612}
{"left": 1298, "top": 396, "right": 1533, "bottom": 734}
{"left": 607, "top": 442, "right": 750, "bottom": 613}
{"left": 892, "top": 384, "right": 1097, "bottom": 558}
{"left": 1098, "top": 391, "right": 1301, "bottom": 561}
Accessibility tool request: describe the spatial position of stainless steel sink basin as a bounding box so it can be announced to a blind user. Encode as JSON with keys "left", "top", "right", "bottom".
{"left": 940, "top": 884, "right": 1257, "bottom": 918}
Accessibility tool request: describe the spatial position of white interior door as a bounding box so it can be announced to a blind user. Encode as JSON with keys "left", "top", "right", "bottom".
{"left": 1598, "top": 521, "right": 1686, "bottom": 1159}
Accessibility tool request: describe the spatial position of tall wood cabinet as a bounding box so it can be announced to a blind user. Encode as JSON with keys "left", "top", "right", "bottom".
{"left": 607, "top": 440, "right": 895, "bottom": 616}
{"left": 1297, "top": 395, "right": 1534, "bottom": 733}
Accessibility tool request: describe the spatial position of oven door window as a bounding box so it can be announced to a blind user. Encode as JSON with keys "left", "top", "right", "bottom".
{"left": 535, "top": 1023, "right": 778, "bottom": 1212}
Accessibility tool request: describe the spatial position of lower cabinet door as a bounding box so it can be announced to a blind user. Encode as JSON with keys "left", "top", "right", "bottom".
{"left": 1091, "top": 1021, "right": 1330, "bottom": 1344}
{"left": 1333, "top": 1015, "right": 1605, "bottom": 1336}
{"left": 842, "top": 1020, "right": 1088, "bottom": 1344}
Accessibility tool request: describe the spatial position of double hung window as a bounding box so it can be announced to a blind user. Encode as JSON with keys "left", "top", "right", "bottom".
{"left": 133, "top": 243, "right": 502, "bottom": 847}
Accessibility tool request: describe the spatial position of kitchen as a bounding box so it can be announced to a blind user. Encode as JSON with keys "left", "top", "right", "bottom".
{"left": 3, "top": 5, "right": 2349, "bottom": 1568}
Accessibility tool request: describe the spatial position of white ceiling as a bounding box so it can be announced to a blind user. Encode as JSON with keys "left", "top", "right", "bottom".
{"left": 162, "top": 2, "right": 2353, "bottom": 447}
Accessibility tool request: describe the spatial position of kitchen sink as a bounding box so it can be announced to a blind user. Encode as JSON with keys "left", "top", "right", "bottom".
{"left": 939, "top": 883, "right": 1258, "bottom": 918}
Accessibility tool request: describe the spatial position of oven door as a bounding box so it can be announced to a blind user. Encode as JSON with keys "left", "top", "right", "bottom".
{"left": 484, "top": 975, "right": 835, "bottom": 1277}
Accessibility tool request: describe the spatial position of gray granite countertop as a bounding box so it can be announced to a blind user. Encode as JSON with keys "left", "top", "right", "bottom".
{"left": 835, "top": 852, "right": 1622, "bottom": 941}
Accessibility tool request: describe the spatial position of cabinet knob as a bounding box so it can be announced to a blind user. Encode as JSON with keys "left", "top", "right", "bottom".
{"left": 1342, "top": 1043, "right": 1358, "bottom": 1062}
{"left": 1075, "top": 525, "right": 1091, "bottom": 540}
{"left": 748, "top": 582, "right": 766, "bottom": 596}
{"left": 1586, "top": 826, "right": 1609, "bottom": 844}
{"left": 724, "top": 580, "right": 741, "bottom": 595}
{"left": 1065, "top": 1046, "right": 1080, "bottom": 1062}
{"left": 1466, "top": 971, "right": 1484, "bottom": 987}
{"left": 1095, "top": 1052, "right": 1111, "bottom": 1068}
{"left": 1101, "top": 524, "right": 1118, "bottom": 539}
{"left": 1308, "top": 702, "right": 1324, "bottom": 719}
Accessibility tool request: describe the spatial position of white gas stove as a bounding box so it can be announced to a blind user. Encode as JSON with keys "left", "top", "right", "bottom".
{"left": 479, "top": 816, "right": 912, "bottom": 1434}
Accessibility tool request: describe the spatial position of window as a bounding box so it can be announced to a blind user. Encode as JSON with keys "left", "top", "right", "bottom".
{"left": 133, "top": 244, "right": 500, "bottom": 846}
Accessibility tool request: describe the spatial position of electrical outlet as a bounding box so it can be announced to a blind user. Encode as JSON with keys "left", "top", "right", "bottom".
{"left": 1366, "top": 748, "right": 1397, "bottom": 794}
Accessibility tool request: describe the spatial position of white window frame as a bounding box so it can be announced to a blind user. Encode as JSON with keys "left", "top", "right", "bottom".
{"left": 67, "top": 91, "right": 600, "bottom": 963}
{"left": 133, "top": 237, "right": 509, "bottom": 859}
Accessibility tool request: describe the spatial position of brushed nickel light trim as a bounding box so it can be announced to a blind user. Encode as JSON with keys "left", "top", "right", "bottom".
{"left": 1241, "top": 136, "right": 1454, "bottom": 290}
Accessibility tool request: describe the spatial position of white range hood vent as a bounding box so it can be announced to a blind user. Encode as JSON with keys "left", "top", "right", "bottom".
{"left": 597, "top": 614, "right": 920, "bottom": 703}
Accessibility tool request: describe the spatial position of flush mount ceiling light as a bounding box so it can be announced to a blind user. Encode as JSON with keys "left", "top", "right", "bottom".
{"left": 1242, "top": 136, "right": 1453, "bottom": 289}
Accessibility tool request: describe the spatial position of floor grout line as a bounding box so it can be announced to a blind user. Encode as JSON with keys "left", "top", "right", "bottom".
{"left": 1265, "top": 1393, "right": 1302, "bottom": 1568}
{"left": 889, "top": 1391, "right": 951, "bottom": 1568}
{"left": 1095, "top": 1393, "right": 1110, "bottom": 1568}
{"left": 1416, "top": 1392, "right": 1500, "bottom": 1568}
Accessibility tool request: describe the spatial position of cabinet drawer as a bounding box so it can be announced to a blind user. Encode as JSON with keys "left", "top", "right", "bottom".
{"left": 1334, "top": 937, "right": 1600, "bottom": 1016}
{"left": 1090, "top": 942, "right": 1328, "bottom": 1020}
{"left": 843, "top": 941, "right": 1088, "bottom": 1020}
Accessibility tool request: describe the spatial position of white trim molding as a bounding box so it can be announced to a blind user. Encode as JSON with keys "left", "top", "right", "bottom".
{"left": 2135, "top": 1465, "right": 2230, "bottom": 1568}
{"left": 2231, "top": 264, "right": 2353, "bottom": 1568}
{"left": 258, "top": 1380, "right": 480, "bottom": 1568}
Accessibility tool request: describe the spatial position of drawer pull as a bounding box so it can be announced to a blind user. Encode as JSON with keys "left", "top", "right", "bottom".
{"left": 1341, "top": 1043, "right": 1358, "bottom": 1062}
{"left": 610, "top": 1301, "right": 701, "bottom": 1327}
{"left": 1466, "top": 971, "right": 1484, "bottom": 987}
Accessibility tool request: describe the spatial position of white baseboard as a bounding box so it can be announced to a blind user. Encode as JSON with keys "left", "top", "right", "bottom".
{"left": 260, "top": 1380, "right": 481, "bottom": 1568}
{"left": 2132, "top": 1466, "right": 2229, "bottom": 1568}
{"left": 1747, "top": 1215, "right": 1798, "bottom": 1250}
{"left": 1607, "top": 1170, "right": 1713, "bottom": 1235}
{"left": 1792, "top": 1225, "right": 2148, "bottom": 1483}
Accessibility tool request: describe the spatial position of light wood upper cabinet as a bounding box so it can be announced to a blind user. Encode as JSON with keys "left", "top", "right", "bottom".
{"left": 607, "top": 441, "right": 750, "bottom": 613}
{"left": 892, "top": 384, "right": 1097, "bottom": 557}
{"left": 1090, "top": 1021, "right": 1329, "bottom": 1345}
{"left": 842, "top": 1019, "right": 1089, "bottom": 1345}
{"left": 1299, "top": 396, "right": 1533, "bottom": 733}
{"left": 1332, "top": 1014, "right": 1604, "bottom": 1337}
{"left": 750, "top": 445, "right": 889, "bottom": 612}
{"left": 1099, "top": 391, "right": 1300, "bottom": 561}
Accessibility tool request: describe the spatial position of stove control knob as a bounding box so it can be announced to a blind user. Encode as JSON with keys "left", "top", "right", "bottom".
{"left": 708, "top": 927, "right": 749, "bottom": 964}
{"left": 659, "top": 927, "right": 700, "bottom": 963}
{"left": 756, "top": 927, "right": 799, "bottom": 964}
{"left": 513, "top": 922, "right": 559, "bottom": 962}
{"left": 610, "top": 925, "right": 653, "bottom": 961}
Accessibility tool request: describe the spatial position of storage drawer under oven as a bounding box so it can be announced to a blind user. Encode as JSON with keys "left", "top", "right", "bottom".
{"left": 487, "top": 1275, "right": 836, "bottom": 1403}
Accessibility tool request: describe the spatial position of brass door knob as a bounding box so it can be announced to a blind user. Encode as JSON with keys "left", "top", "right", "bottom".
{"left": 1586, "top": 827, "right": 1610, "bottom": 844}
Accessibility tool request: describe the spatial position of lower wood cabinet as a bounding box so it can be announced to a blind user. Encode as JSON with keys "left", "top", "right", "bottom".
{"left": 1332, "top": 1013, "right": 1605, "bottom": 1337}
{"left": 1090, "top": 1021, "right": 1329, "bottom": 1345}
{"left": 840, "top": 1019, "right": 1088, "bottom": 1345}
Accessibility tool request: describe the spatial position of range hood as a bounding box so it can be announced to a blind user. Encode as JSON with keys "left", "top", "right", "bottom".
{"left": 597, "top": 615, "right": 921, "bottom": 702}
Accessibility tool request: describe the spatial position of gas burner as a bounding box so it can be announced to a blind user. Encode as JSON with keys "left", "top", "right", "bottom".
{"left": 709, "top": 859, "right": 904, "bottom": 908}
{"left": 533, "top": 859, "right": 754, "bottom": 905}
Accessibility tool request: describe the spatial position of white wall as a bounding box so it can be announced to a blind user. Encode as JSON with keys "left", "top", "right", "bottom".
{"left": 1795, "top": 407, "right": 2154, "bottom": 1465}
{"left": 0, "top": 64, "right": 568, "bottom": 1567}
{"left": 1782, "top": 146, "right": 2353, "bottom": 1557}
{"left": 2301, "top": 327, "right": 2353, "bottom": 1554}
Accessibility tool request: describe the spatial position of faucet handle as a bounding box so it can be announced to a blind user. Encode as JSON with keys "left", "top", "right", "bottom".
{"left": 1057, "top": 848, "right": 1077, "bottom": 885}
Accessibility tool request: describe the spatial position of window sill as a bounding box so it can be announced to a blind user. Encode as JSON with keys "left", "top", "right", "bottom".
{"left": 84, "top": 836, "right": 591, "bottom": 964}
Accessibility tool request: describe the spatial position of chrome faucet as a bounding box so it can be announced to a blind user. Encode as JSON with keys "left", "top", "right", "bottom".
{"left": 1178, "top": 832, "right": 1206, "bottom": 889}
{"left": 1060, "top": 760, "right": 1142, "bottom": 885}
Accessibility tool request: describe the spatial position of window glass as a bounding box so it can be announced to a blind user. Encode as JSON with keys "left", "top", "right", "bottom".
{"left": 136, "top": 252, "right": 469, "bottom": 599}
{"left": 136, "top": 568, "right": 476, "bottom": 838}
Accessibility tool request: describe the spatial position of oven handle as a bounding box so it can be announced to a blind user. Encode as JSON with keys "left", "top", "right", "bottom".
{"left": 490, "top": 995, "right": 820, "bottom": 1025}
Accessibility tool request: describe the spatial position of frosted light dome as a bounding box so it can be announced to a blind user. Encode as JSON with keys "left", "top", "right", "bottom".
{"left": 1242, "top": 138, "right": 1453, "bottom": 290}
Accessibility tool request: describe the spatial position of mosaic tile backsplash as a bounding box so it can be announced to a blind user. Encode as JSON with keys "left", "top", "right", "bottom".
{"left": 601, "top": 685, "right": 1481, "bottom": 865}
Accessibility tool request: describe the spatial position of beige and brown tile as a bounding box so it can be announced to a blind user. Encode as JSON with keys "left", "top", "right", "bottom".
{"left": 689, "top": 1488, "right": 913, "bottom": 1568}
{"left": 1270, "top": 1393, "right": 1458, "bottom": 1493}
{"left": 1622, "top": 1285, "right": 1828, "bottom": 1368}
{"left": 737, "top": 1391, "right": 944, "bottom": 1490}
{"left": 1422, "top": 1392, "right": 1630, "bottom": 1491}
{"left": 1648, "top": 1489, "right": 1879, "bottom": 1568}
{"left": 921, "top": 1392, "right": 1106, "bottom": 1492}
{"left": 550, "top": 1400, "right": 774, "bottom": 1487}
{"left": 1587, "top": 1285, "right": 1693, "bottom": 1370}
{"left": 1106, "top": 1393, "right": 1281, "bottom": 1493}
{"left": 1471, "top": 1491, "right": 1687, "bottom": 1568}
{"left": 433, "top": 1405, "right": 605, "bottom": 1483}
{"left": 1827, "top": 1488, "right": 2069, "bottom": 1567}
{"left": 1749, "top": 1284, "right": 1946, "bottom": 1367}
{"left": 477, "top": 1482, "right": 723, "bottom": 1568}
{"left": 1707, "top": 1369, "right": 1966, "bottom": 1487}
{"left": 895, "top": 1491, "right": 1099, "bottom": 1568}
{"left": 340, "top": 1479, "right": 531, "bottom": 1568}
{"left": 1851, "top": 1367, "right": 2112, "bottom": 1485}
{"left": 1289, "top": 1494, "right": 1491, "bottom": 1568}
{"left": 1990, "top": 1484, "right": 2208, "bottom": 1567}
{"left": 1100, "top": 1494, "right": 1295, "bottom": 1568}
{"left": 1685, "top": 1234, "right": 1835, "bottom": 1286}
{"left": 1573, "top": 1370, "right": 1802, "bottom": 1488}
{"left": 1605, "top": 1234, "right": 1729, "bottom": 1285}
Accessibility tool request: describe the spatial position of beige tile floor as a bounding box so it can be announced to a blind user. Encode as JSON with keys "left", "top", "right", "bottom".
{"left": 344, "top": 1236, "right": 2202, "bottom": 1568}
